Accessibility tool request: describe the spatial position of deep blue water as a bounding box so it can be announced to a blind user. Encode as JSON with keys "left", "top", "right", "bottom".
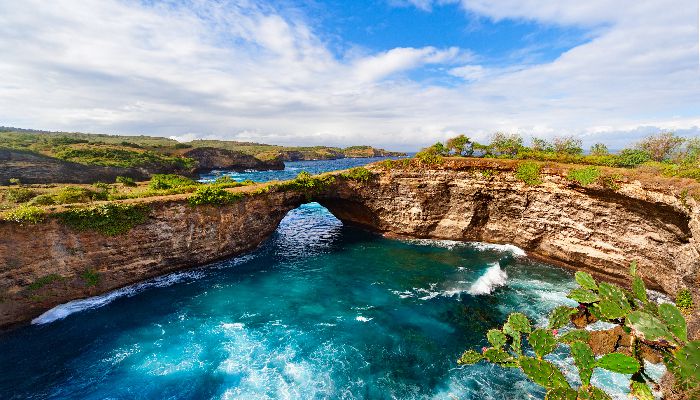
{"left": 0, "top": 158, "right": 645, "bottom": 399}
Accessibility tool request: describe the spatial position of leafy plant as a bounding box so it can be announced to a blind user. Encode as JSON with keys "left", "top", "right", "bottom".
{"left": 614, "top": 149, "right": 652, "bottom": 168}
{"left": 188, "top": 186, "right": 244, "bottom": 206}
{"left": 8, "top": 178, "right": 20, "bottom": 185}
{"left": 3, "top": 205, "right": 46, "bottom": 224}
{"left": 458, "top": 263, "right": 700, "bottom": 399}
{"left": 57, "top": 203, "right": 150, "bottom": 235}
{"left": 81, "top": 270, "right": 99, "bottom": 287}
{"left": 340, "top": 167, "right": 374, "bottom": 182}
{"left": 27, "top": 274, "right": 63, "bottom": 291}
{"left": 414, "top": 148, "right": 444, "bottom": 165}
{"left": 116, "top": 176, "right": 137, "bottom": 187}
{"left": 515, "top": 162, "right": 542, "bottom": 185}
{"left": 676, "top": 289, "right": 693, "bottom": 314}
{"left": 53, "top": 186, "right": 104, "bottom": 204}
{"left": 149, "top": 174, "right": 196, "bottom": 190}
{"left": 4, "top": 187, "right": 36, "bottom": 203}
{"left": 567, "top": 167, "right": 601, "bottom": 186}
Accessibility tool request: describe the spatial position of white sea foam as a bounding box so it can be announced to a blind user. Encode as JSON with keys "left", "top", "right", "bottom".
{"left": 403, "top": 238, "right": 526, "bottom": 257}
{"left": 467, "top": 263, "right": 508, "bottom": 295}
{"left": 31, "top": 270, "right": 204, "bottom": 325}
{"left": 355, "top": 316, "right": 372, "bottom": 322}
{"left": 469, "top": 242, "right": 527, "bottom": 257}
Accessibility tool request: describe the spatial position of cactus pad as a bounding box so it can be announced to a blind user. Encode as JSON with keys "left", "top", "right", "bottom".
{"left": 507, "top": 312, "right": 532, "bottom": 333}
{"left": 567, "top": 288, "right": 600, "bottom": 304}
{"left": 669, "top": 340, "right": 700, "bottom": 390}
{"left": 595, "top": 353, "right": 640, "bottom": 374}
{"left": 626, "top": 310, "right": 676, "bottom": 344}
{"left": 529, "top": 329, "right": 558, "bottom": 358}
{"left": 658, "top": 303, "right": 687, "bottom": 342}
{"left": 574, "top": 271, "right": 598, "bottom": 291}
{"left": 557, "top": 329, "right": 590, "bottom": 344}
{"left": 597, "top": 282, "right": 631, "bottom": 319}
{"left": 631, "top": 275, "right": 647, "bottom": 304}
{"left": 511, "top": 330, "right": 522, "bottom": 356}
{"left": 457, "top": 350, "right": 484, "bottom": 365}
{"left": 569, "top": 341, "right": 595, "bottom": 385}
{"left": 577, "top": 386, "right": 612, "bottom": 400}
{"left": 519, "top": 357, "right": 570, "bottom": 389}
{"left": 544, "top": 388, "right": 577, "bottom": 400}
{"left": 487, "top": 329, "right": 507, "bottom": 349}
{"left": 547, "top": 306, "right": 576, "bottom": 330}
{"left": 484, "top": 348, "right": 517, "bottom": 367}
{"left": 629, "top": 380, "right": 654, "bottom": 400}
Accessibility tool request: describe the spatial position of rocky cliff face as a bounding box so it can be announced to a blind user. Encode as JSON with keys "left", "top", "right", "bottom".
{"left": 184, "top": 147, "right": 284, "bottom": 171}
{"left": 1, "top": 159, "right": 698, "bottom": 328}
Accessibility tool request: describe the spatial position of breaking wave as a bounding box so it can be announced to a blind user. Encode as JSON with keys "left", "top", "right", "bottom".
{"left": 467, "top": 263, "right": 508, "bottom": 295}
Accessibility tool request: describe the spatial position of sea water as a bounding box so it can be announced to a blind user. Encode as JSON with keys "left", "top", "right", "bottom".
{"left": 0, "top": 158, "right": 647, "bottom": 399}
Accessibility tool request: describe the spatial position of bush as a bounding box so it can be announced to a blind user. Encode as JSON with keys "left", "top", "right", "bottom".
{"left": 614, "top": 149, "right": 651, "bottom": 168}
{"left": 414, "top": 148, "right": 444, "bottom": 165}
{"left": 188, "top": 186, "right": 244, "bottom": 206}
{"left": 515, "top": 162, "right": 542, "bottom": 185}
{"left": 81, "top": 270, "right": 99, "bottom": 287}
{"left": 116, "top": 176, "right": 136, "bottom": 187}
{"left": 445, "top": 135, "right": 474, "bottom": 156}
{"left": 8, "top": 178, "right": 20, "bottom": 185}
{"left": 28, "top": 274, "right": 63, "bottom": 291}
{"left": 636, "top": 132, "right": 685, "bottom": 162}
{"left": 567, "top": 166, "right": 601, "bottom": 186}
{"left": 552, "top": 136, "right": 583, "bottom": 155}
{"left": 53, "top": 186, "right": 101, "bottom": 204}
{"left": 4, "top": 205, "right": 46, "bottom": 224}
{"left": 488, "top": 132, "right": 523, "bottom": 157}
{"left": 4, "top": 187, "right": 36, "bottom": 203}
{"left": 589, "top": 143, "right": 609, "bottom": 156}
{"left": 340, "top": 167, "right": 374, "bottom": 182}
{"left": 149, "top": 174, "right": 196, "bottom": 190}
{"left": 530, "top": 137, "right": 553, "bottom": 152}
{"left": 28, "top": 194, "right": 57, "bottom": 206}
{"left": 57, "top": 203, "right": 150, "bottom": 235}
{"left": 676, "top": 288, "right": 693, "bottom": 313}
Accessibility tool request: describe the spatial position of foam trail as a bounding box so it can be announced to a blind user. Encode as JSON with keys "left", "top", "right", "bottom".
{"left": 32, "top": 270, "right": 203, "bottom": 325}
{"left": 467, "top": 263, "right": 508, "bottom": 295}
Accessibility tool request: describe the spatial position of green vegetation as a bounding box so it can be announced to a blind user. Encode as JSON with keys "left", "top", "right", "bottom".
{"left": 28, "top": 274, "right": 63, "bottom": 291}
{"left": 81, "top": 270, "right": 100, "bottom": 287}
{"left": 53, "top": 145, "right": 196, "bottom": 169}
{"left": 149, "top": 174, "right": 197, "bottom": 190}
{"left": 4, "top": 187, "right": 36, "bottom": 203}
{"left": 414, "top": 146, "right": 444, "bottom": 166}
{"left": 273, "top": 172, "right": 336, "bottom": 198}
{"left": 57, "top": 203, "right": 150, "bottom": 236}
{"left": 340, "top": 167, "right": 374, "bottom": 182}
{"left": 4, "top": 205, "right": 46, "bottom": 224}
{"left": 188, "top": 186, "right": 244, "bottom": 206}
{"left": 458, "top": 263, "right": 700, "bottom": 399}
{"left": 567, "top": 166, "right": 601, "bottom": 186}
{"left": 116, "top": 176, "right": 136, "bottom": 186}
{"left": 515, "top": 162, "right": 542, "bottom": 185}
{"left": 676, "top": 288, "right": 693, "bottom": 314}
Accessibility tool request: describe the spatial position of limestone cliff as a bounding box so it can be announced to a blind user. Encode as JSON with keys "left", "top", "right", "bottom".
{"left": 0, "top": 159, "right": 698, "bottom": 328}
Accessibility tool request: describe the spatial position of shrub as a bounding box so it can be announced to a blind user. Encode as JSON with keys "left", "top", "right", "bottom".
{"left": 340, "top": 167, "right": 374, "bottom": 182}
{"left": 81, "top": 270, "right": 99, "bottom": 287}
{"left": 567, "top": 166, "right": 601, "bottom": 186}
{"left": 173, "top": 143, "right": 192, "bottom": 149}
{"left": 531, "top": 137, "right": 553, "bottom": 152}
{"left": 57, "top": 203, "right": 150, "bottom": 236}
{"left": 515, "top": 162, "right": 542, "bottom": 185}
{"left": 4, "top": 187, "right": 36, "bottom": 203}
{"left": 488, "top": 132, "right": 523, "bottom": 157}
{"left": 28, "top": 194, "right": 57, "bottom": 206}
{"left": 614, "top": 149, "right": 651, "bottom": 168}
{"left": 599, "top": 174, "right": 622, "bottom": 190}
{"left": 445, "top": 135, "right": 474, "bottom": 156}
{"left": 53, "top": 186, "right": 100, "bottom": 204}
{"left": 676, "top": 288, "right": 693, "bottom": 313}
{"left": 552, "top": 136, "right": 583, "bottom": 155}
{"left": 8, "top": 178, "right": 20, "bottom": 185}
{"left": 589, "top": 143, "right": 609, "bottom": 156}
{"left": 414, "top": 148, "right": 444, "bottom": 166}
{"left": 116, "top": 176, "right": 136, "bottom": 187}
{"left": 213, "top": 175, "right": 236, "bottom": 185}
{"left": 149, "top": 174, "right": 196, "bottom": 190}
{"left": 4, "top": 205, "right": 46, "bottom": 224}
{"left": 636, "top": 132, "right": 685, "bottom": 162}
{"left": 188, "top": 186, "right": 244, "bottom": 206}
{"left": 458, "top": 264, "right": 700, "bottom": 399}
{"left": 28, "top": 274, "right": 63, "bottom": 291}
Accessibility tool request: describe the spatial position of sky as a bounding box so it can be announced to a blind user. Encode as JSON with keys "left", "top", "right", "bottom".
{"left": 0, "top": 0, "right": 699, "bottom": 151}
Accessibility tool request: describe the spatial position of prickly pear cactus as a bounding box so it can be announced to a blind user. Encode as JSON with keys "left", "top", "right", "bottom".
{"left": 484, "top": 348, "right": 517, "bottom": 367}
{"left": 510, "top": 330, "right": 522, "bottom": 356}
{"left": 629, "top": 380, "right": 654, "bottom": 400}
{"left": 658, "top": 303, "right": 687, "bottom": 342}
{"left": 570, "top": 341, "right": 595, "bottom": 385}
{"left": 574, "top": 271, "right": 598, "bottom": 291}
{"left": 557, "top": 329, "right": 590, "bottom": 344}
{"left": 567, "top": 288, "right": 599, "bottom": 304}
{"left": 631, "top": 275, "right": 647, "bottom": 304}
{"left": 595, "top": 353, "right": 640, "bottom": 374}
{"left": 457, "top": 350, "right": 483, "bottom": 365}
{"left": 668, "top": 340, "right": 700, "bottom": 390}
{"left": 547, "top": 306, "right": 576, "bottom": 330}
{"left": 626, "top": 310, "right": 676, "bottom": 344}
{"left": 507, "top": 312, "right": 532, "bottom": 333}
{"left": 545, "top": 387, "right": 577, "bottom": 400}
{"left": 519, "top": 357, "right": 570, "bottom": 389}
{"left": 529, "top": 329, "right": 557, "bottom": 358}
{"left": 487, "top": 329, "right": 507, "bottom": 349}
{"left": 577, "top": 385, "right": 612, "bottom": 400}
{"left": 597, "top": 282, "right": 631, "bottom": 319}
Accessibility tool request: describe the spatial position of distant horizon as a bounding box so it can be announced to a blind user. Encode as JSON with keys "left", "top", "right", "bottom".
{"left": 1, "top": 0, "right": 698, "bottom": 151}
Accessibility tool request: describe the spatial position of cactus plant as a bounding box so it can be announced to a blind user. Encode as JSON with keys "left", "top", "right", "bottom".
{"left": 519, "top": 357, "right": 571, "bottom": 389}
{"left": 629, "top": 380, "right": 654, "bottom": 400}
{"left": 576, "top": 386, "right": 612, "bottom": 400}
{"left": 545, "top": 388, "right": 578, "bottom": 400}
{"left": 597, "top": 282, "right": 631, "bottom": 319}
{"left": 574, "top": 271, "right": 598, "bottom": 291}
{"left": 457, "top": 350, "right": 483, "bottom": 365}
{"left": 507, "top": 312, "right": 532, "bottom": 333}
{"left": 631, "top": 275, "right": 648, "bottom": 304}
{"left": 567, "top": 288, "right": 600, "bottom": 304}
{"left": 547, "top": 306, "right": 576, "bottom": 330}
{"left": 484, "top": 348, "right": 517, "bottom": 367}
{"left": 570, "top": 341, "right": 595, "bottom": 385}
{"left": 667, "top": 341, "right": 700, "bottom": 390}
{"left": 557, "top": 329, "right": 590, "bottom": 344}
{"left": 658, "top": 303, "right": 687, "bottom": 342}
{"left": 596, "top": 353, "right": 640, "bottom": 374}
{"left": 487, "top": 329, "right": 507, "bottom": 349}
{"left": 626, "top": 310, "right": 676, "bottom": 344}
{"left": 510, "top": 329, "right": 522, "bottom": 356}
{"left": 529, "top": 329, "right": 557, "bottom": 358}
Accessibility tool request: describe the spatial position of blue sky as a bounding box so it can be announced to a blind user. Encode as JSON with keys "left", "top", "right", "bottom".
{"left": 0, "top": 0, "right": 698, "bottom": 150}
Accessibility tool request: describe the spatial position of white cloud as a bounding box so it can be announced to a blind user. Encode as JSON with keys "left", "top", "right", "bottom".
{"left": 0, "top": 0, "right": 698, "bottom": 151}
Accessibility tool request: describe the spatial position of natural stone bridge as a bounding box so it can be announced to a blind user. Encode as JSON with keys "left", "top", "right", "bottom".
{"left": 1, "top": 159, "right": 699, "bottom": 328}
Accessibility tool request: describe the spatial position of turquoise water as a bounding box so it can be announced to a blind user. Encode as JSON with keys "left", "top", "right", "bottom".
{"left": 0, "top": 159, "right": 645, "bottom": 399}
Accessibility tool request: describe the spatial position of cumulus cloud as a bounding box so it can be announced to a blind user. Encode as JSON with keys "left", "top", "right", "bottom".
{"left": 0, "top": 0, "right": 698, "bottom": 150}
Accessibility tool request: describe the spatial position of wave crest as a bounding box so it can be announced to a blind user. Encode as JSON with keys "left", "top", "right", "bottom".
{"left": 467, "top": 263, "right": 508, "bottom": 295}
